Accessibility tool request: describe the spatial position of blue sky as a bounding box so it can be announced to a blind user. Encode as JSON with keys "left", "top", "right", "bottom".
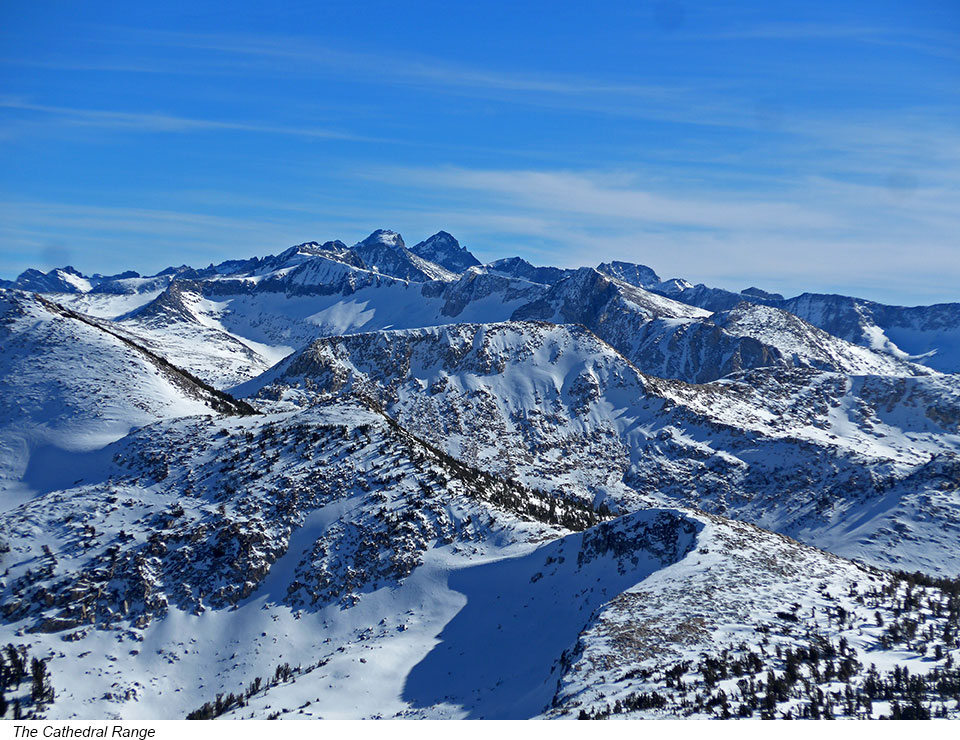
{"left": 1, "top": 0, "right": 958, "bottom": 304}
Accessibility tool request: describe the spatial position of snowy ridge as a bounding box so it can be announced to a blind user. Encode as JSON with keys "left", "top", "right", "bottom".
{"left": 515, "top": 269, "right": 927, "bottom": 383}
{"left": 486, "top": 257, "right": 575, "bottom": 286}
{"left": 117, "top": 280, "right": 279, "bottom": 388}
{"left": 103, "top": 267, "right": 544, "bottom": 389}
{"left": 710, "top": 302, "right": 926, "bottom": 377}
{"left": 0, "top": 290, "right": 253, "bottom": 511}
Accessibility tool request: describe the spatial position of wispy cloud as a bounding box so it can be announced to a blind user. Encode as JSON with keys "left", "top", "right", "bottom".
{"left": 0, "top": 98, "right": 375, "bottom": 141}
{"left": 0, "top": 200, "right": 300, "bottom": 274}
{"left": 69, "top": 28, "right": 758, "bottom": 132}
{"left": 373, "top": 167, "right": 841, "bottom": 231}
{"left": 352, "top": 164, "right": 960, "bottom": 303}
{"left": 14, "top": 25, "right": 956, "bottom": 138}
{"left": 121, "top": 28, "right": 676, "bottom": 97}
{"left": 684, "top": 23, "right": 960, "bottom": 62}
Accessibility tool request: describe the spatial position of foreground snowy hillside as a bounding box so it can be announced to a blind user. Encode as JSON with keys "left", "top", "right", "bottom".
{"left": 1, "top": 398, "right": 957, "bottom": 719}
{"left": 1, "top": 228, "right": 959, "bottom": 720}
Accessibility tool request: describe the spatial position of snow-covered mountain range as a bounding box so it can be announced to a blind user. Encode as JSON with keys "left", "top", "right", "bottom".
{"left": 1, "top": 229, "right": 958, "bottom": 720}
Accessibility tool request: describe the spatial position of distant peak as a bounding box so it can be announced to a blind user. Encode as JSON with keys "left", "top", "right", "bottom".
{"left": 486, "top": 257, "right": 573, "bottom": 285}
{"left": 410, "top": 231, "right": 480, "bottom": 273}
{"left": 741, "top": 286, "right": 785, "bottom": 301}
{"left": 571, "top": 265, "right": 607, "bottom": 281}
{"left": 489, "top": 256, "right": 530, "bottom": 269}
{"left": 356, "top": 229, "right": 405, "bottom": 250}
{"left": 596, "top": 261, "right": 661, "bottom": 289}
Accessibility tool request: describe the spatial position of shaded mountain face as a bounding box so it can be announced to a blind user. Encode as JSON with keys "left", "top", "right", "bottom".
{"left": 513, "top": 267, "right": 706, "bottom": 325}
{"left": 350, "top": 229, "right": 456, "bottom": 282}
{"left": 596, "top": 260, "right": 661, "bottom": 289}
{"left": 741, "top": 285, "right": 784, "bottom": 300}
{"left": 593, "top": 260, "right": 960, "bottom": 374}
{"left": 509, "top": 268, "right": 763, "bottom": 384}
{"left": 5, "top": 266, "right": 96, "bottom": 293}
{"left": 410, "top": 231, "right": 481, "bottom": 273}
{"left": 509, "top": 269, "right": 922, "bottom": 383}
{"left": 486, "top": 256, "right": 575, "bottom": 286}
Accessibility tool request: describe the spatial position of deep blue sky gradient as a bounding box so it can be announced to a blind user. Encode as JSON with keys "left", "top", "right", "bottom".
{"left": 1, "top": 1, "right": 958, "bottom": 303}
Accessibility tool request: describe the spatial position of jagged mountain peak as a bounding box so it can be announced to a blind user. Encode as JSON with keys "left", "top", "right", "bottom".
{"left": 9, "top": 265, "right": 94, "bottom": 294}
{"left": 347, "top": 229, "right": 455, "bottom": 283}
{"left": 268, "top": 239, "right": 355, "bottom": 269}
{"left": 410, "top": 231, "right": 481, "bottom": 273}
{"left": 514, "top": 265, "right": 707, "bottom": 327}
{"left": 122, "top": 278, "right": 203, "bottom": 325}
{"left": 596, "top": 260, "right": 661, "bottom": 289}
{"left": 355, "top": 228, "right": 406, "bottom": 250}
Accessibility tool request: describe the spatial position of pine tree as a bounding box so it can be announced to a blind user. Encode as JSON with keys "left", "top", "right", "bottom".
{"left": 4, "top": 645, "right": 23, "bottom": 689}
{"left": 30, "top": 658, "right": 52, "bottom": 705}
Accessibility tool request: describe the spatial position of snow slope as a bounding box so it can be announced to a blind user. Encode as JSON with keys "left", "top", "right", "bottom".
{"left": 0, "top": 289, "right": 252, "bottom": 511}
{"left": 101, "top": 268, "right": 542, "bottom": 388}
{"left": 0, "top": 402, "right": 960, "bottom": 718}
{"left": 2, "top": 397, "right": 955, "bottom": 720}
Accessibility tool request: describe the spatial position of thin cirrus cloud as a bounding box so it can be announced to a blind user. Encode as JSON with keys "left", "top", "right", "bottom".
{"left": 349, "top": 165, "right": 960, "bottom": 302}
{"left": 74, "top": 28, "right": 752, "bottom": 132}
{"left": 375, "top": 167, "right": 842, "bottom": 231}
{"left": 0, "top": 199, "right": 317, "bottom": 276}
{"left": 13, "top": 27, "right": 954, "bottom": 140}
{"left": 683, "top": 23, "right": 960, "bottom": 62}
{"left": 0, "top": 98, "right": 373, "bottom": 141}
{"left": 51, "top": 29, "right": 958, "bottom": 172}
{"left": 117, "top": 28, "right": 681, "bottom": 97}
{"left": 0, "top": 200, "right": 283, "bottom": 245}
{"left": 85, "top": 26, "right": 960, "bottom": 126}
